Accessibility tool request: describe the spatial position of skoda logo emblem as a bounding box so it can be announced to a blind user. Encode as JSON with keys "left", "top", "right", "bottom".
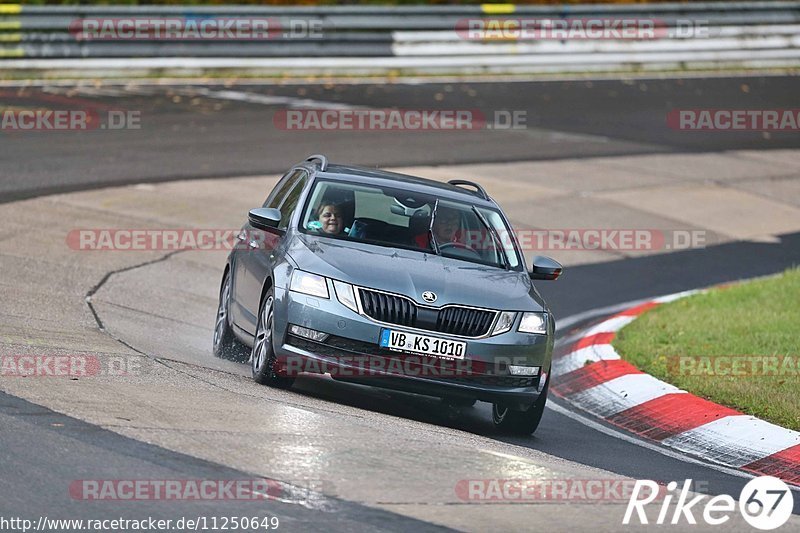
{"left": 422, "top": 291, "right": 437, "bottom": 303}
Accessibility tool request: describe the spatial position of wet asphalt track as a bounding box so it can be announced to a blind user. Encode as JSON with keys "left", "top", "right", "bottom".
{"left": 1, "top": 75, "right": 800, "bottom": 524}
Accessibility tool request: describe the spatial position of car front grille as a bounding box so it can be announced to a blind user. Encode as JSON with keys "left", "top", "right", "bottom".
{"left": 435, "top": 306, "right": 495, "bottom": 337}
{"left": 358, "top": 288, "right": 496, "bottom": 337}
{"left": 359, "top": 288, "right": 417, "bottom": 327}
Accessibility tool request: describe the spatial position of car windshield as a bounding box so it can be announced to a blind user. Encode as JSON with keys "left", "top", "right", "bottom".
{"left": 299, "top": 179, "right": 521, "bottom": 270}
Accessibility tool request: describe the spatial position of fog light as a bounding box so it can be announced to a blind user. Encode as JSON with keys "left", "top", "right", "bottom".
{"left": 289, "top": 325, "right": 329, "bottom": 342}
{"left": 509, "top": 365, "right": 540, "bottom": 376}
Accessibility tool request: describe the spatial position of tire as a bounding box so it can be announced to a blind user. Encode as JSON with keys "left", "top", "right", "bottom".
{"left": 492, "top": 374, "right": 549, "bottom": 436}
{"left": 251, "top": 287, "right": 295, "bottom": 388}
{"left": 212, "top": 271, "right": 249, "bottom": 363}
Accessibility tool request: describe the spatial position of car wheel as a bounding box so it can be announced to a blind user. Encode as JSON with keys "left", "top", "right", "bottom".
{"left": 212, "top": 271, "right": 249, "bottom": 362}
{"left": 251, "top": 288, "right": 295, "bottom": 388}
{"left": 492, "top": 374, "right": 549, "bottom": 435}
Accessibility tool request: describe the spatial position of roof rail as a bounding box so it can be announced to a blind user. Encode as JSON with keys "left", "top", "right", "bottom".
{"left": 305, "top": 154, "right": 329, "bottom": 172}
{"left": 447, "top": 179, "right": 489, "bottom": 201}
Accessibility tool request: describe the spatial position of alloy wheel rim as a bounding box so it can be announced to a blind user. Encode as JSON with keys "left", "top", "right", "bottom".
{"left": 493, "top": 404, "right": 508, "bottom": 423}
{"left": 252, "top": 296, "right": 273, "bottom": 372}
{"left": 213, "top": 277, "right": 230, "bottom": 349}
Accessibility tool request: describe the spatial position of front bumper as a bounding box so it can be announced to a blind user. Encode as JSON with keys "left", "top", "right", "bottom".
{"left": 272, "top": 287, "right": 553, "bottom": 410}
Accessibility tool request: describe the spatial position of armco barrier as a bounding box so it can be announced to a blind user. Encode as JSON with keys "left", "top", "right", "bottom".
{"left": 0, "top": 2, "right": 798, "bottom": 75}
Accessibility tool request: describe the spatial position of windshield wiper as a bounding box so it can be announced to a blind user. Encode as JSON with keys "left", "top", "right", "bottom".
{"left": 472, "top": 206, "right": 510, "bottom": 270}
{"left": 427, "top": 199, "right": 441, "bottom": 255}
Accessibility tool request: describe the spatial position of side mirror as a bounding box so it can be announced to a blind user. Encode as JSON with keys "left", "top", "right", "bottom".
{"left": 530, "top": 256, "right": 563, "bottom": 281}
{"left": 248, "top": 208, "right": 281, "bottom": 231}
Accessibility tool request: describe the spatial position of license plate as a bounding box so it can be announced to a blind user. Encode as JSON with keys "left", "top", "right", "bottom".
{"left": 379, "top": 329, "right": 466, "bottom": 359}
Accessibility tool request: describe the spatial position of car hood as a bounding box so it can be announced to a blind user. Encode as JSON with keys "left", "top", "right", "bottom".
{"left": 287, "top": 233, "right": 546, "bottom": 312}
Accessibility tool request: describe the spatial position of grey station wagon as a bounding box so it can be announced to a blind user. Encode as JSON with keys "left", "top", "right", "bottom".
{"left": 213, "top": 155, "right": 562, "bottom": 435}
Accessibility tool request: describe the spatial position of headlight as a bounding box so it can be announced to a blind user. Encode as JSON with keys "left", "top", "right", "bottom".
{"left": 333, "top": 280, "right": 358, "bottom": 313}
{"left": 491, "top": 311, "right": 516, "bottom": 336}
{"left": 518, "top": 312, "right": 547, "bottom": 335}
{"left": 290, "top": 270, "right": 329, "bottom": 299}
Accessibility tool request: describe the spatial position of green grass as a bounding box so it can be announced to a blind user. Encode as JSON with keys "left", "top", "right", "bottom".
{"left": 612, "top": 268, "right": 800, "bottom": 431}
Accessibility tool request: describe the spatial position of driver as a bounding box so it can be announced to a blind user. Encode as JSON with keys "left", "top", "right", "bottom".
{"left": 414, "top": 205, "right": 462, "bottom": 248}
{"left": 309, "top": 203, "right": 346, "bottom": 235}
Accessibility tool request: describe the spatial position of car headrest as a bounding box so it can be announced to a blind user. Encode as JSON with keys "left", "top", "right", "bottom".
{"left": 408, "top": 212, "right": 431, "bottom": 235}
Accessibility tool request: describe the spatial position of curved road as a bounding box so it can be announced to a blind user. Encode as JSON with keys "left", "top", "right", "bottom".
{"left": 2, "top": 75, "right": 799, "bottom": 203}
{"left": 1, "top": 76, "right": 799, "bottom": 530}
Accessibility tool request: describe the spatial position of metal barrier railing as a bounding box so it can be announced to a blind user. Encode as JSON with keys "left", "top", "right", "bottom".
{"left": 0, "top": 2, "right": 798, "bottom": 73}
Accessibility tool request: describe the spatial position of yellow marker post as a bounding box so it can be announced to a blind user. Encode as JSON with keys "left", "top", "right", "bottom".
{"left": 0, "top": 21, "right": 21, "bottom": 30}
{"left": 0, "top": 47, "right": 24, "bottom": 58}
{"left": 0, "top": 4, "right": 22, "bottom": 15}
{"left": 481, "top": 4, "right": 516, "bottom": 15}
{"left": 0, "top": 32, "right": 20, "bottom": 42}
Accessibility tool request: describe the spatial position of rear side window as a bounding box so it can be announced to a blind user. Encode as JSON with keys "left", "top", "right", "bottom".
{"left": 276, "top": 172, "right": 308, "bottom": 230}
{"left": 264, "top": 169, "right": 304, "bottom": 209}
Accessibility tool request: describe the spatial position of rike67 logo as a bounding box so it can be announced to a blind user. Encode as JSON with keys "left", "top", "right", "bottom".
{"left": 624, "top": 477, "right": 794, "bottom": 530}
